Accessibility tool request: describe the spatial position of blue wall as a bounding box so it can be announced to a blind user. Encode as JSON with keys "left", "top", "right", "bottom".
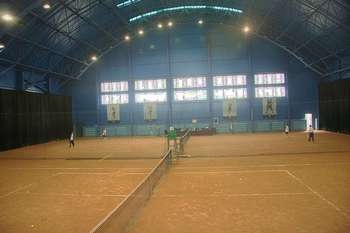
{"left": 66, "top": 24, "right": 320, "bottom": 134}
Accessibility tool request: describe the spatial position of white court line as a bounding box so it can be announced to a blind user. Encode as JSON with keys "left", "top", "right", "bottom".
{"left": 173, "top": 162, "right": 350, "bottom": 170}
{"left": 4, "top": 167, "right": 152, "bottom": 170}
{"left": 54, "top": 172, "right": 114, "bottom": 175}
{"left": 285, "top": 170, "right": 349, "bottom": 218}
{"left": 171, "top": 169, "right": 288, "bottom": 175}
{"left": 153, "top": 192, "right": 313, "bottom": 198}
{"left": 0, "top": 183, "right": 33, "bottom": 199}
{"left": 54, "top": 172, "right": 149, "bottom": 175}
{"left": 100, "top": 153, "right": 112, "bottom": 160}
{"left": 26, "top": 192, "right": 128, "bottom": 198}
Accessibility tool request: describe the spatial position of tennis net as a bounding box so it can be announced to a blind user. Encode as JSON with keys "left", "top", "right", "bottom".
{"left": 89, "top": 149, "right": 173, "bottom": 233}
{"left": 178, "top": 129, "right": 191, "bottom": 155}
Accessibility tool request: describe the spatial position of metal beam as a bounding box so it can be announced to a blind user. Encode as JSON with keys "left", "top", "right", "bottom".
{"left": 5, "top": 31, "right": 88, "bottom": 65}
{"left": 275, "top": 0, "right": 329, "bottom": 41}
{"left": 256, "top": 0, "right": 283, "bottom": 33}
{"left": 99, "top": 0, "right": 130, "bottom": 26}
{"left": 0, "top": 0, "right": 42, "bottom": 39}
{"left": 292, "top": 25, "right": 338, "bottom": 53}
{"left": 0, "top": 57, "right": 78, "bottom": 80}
{"left": 58, "top": 0, "right": 119, "bottom": 43}
{"left": 322, "top": 65, "right": 350, "bottom": 77}
{"left": 256, "top": 34, "right": 324, "bottom": 76}
{"left": 28, "top": 10, "right": 100, "bottom": 52}
{"left": 296, "top": 0, "right": 350, "bottom": 33}
{"left": 72, "top": 19, "right": 326, "bottom": 81}
{"left": 5, "top": 0, "right": 99, "bottom": 53}
{"left": 24, "top": 79, "right": 48, "bottom": 93}
{"left": 308, "top": 46, "right": 350, "bottom": 66}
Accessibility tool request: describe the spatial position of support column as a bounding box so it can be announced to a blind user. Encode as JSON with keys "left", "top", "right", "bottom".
{"left": 166, "top": 30, "right": 173, "bottom": 128}
{"left": 95, "top": 67, "right": 100, "bottom": 126}
{"left": 206, "top": 29, "right": 214, "bottom": 128}
{"left": 127, "top": 43, "right": 135, "bottom": 136}
{"left": 247, "top": 36, "right": 255, "bottom": 132}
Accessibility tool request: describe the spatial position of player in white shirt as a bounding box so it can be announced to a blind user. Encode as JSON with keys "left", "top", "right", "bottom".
{"left": 285, "top": 124, "right": 289, "bottom": 135}
{"left": 101, "top": 128, "right": 107, "bottom": 139}
{"left": 69, "top": 131, "right": 75, "bottom": 147}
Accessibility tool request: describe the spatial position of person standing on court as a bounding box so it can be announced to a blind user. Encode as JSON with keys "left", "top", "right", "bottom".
{"left": 285, "top": 124, "right": 289, "bottom": 135}
{"left": 101, "top": 128, "right": 107, "bottom": 139}
{"left": 307, "top": 125, "right": 314, "bottom": 142}
{"left": 69, "top": 131, "right": 75, "bottom": 147}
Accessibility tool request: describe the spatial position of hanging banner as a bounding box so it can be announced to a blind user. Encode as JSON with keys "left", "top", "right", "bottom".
{"left": 144, "top": 103, "right": 157, "bottom": 121}
{"left": 262, "top": 98, "right": 277, "bottom": 117}
{"left": 223, "top": 99, "right": 237, "bottom": 117}
{"left": 107, "top": 104, "right": 120, "bottom": 121}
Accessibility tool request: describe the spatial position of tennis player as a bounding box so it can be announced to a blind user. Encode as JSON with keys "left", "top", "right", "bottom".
{"left": 307, "top": 125, "right": 314, "bottom": 142}
{"left": 69, "top": 131, "right": 75, "bottom": 147}
{"left": 285, "top": 124, "right": 289, "bottom": 135}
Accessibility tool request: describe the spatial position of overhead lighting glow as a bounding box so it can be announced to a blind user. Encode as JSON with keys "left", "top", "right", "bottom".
{"left": 157, "top": 23, "right": 163, "bottom": 29}
{"left": 167, "top": 21, "right": 173, "bottom": 27}
{"left": 0, "top": 43, "right": 5, "bottom": 49}
{"left": 124, "top": 35, "right": 130, "bottom": 41}
{"left": 243, "top": 25, "right": 250, "bottom": 33}
{"left": 129, "top": 5, "right": 243, "bottom": 22}
{"left": 43, "top": 3, "right": 51, "bottom": 9}
{"left": 138, "top": 29, "right": 144, "bottom": 35}
{"left": 91, "top": 55, "right": 98, "bottom": 61}
{"left": 198, "top": 19, "right": 203, "bottom": 25}
{"left": 1, "top": 13, "right": 15, "bottom": 22}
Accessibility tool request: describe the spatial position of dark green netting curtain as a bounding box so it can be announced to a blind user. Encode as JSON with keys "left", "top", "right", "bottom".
{"left": 319, "top": 79, "right": 350, "bottom": 134}
{"left": 0, "top": 89, "right": 72, "bottom": 151}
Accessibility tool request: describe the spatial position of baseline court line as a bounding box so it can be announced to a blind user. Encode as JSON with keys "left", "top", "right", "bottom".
{"left": 171, "top": 169, "right": 288, "bottom": 175}
{"left": 153, "top": 192, "right": 313, "bottom": 198}
{"left": 172, "top": 162, "right": 350, "bottom": 170}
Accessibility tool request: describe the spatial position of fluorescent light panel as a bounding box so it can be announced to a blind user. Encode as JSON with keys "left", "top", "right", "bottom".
{"left": 129, "top": 5, "right": 243, "bottom": 22}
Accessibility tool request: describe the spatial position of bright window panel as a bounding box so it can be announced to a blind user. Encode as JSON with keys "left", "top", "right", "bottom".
{"left": 213, "top": 75, "right": 247, "bottom": 87}
{"left": 214, "top": 88, "right": 247, "bottom": 99}
{"left": 255, "top": 86, "right": 286, "bottom": 98}
{"left": 135, "top": 79, "right": 166, "bottom": 90}
{"left": 101, "top": 81, "right": 128, "bottom": 93}
{"left": 135, "top": 92, "right": 167, "bottom": 103}
{"left": 254, "top": 73, "right": 285, "bottom": 85}
{"left": 174, "top": 90, "right": 207, "bottom": 101}
{"left": 173, "top": 77, "right": 206, "bottom": 89}
{"left": 101, "top": 94, "right": 129, "bottom": 104}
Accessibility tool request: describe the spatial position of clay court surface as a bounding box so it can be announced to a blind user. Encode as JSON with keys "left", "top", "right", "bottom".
{"left": 1, "top": 132, "right": 350, "bottom": 233}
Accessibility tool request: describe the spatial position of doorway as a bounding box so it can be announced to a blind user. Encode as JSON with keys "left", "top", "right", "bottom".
{"left": 305, "top": 113, "right": 312, "bottom": 130}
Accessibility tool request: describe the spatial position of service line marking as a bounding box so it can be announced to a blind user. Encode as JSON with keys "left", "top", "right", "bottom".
{"left": 54, "top": 172, "right": 149, "bottom": 175}
{"left": 26, "top": 192, "right": 128, "bottom": 198}
{"left": 4, "top": 167, "right": 152, "bottom": 170}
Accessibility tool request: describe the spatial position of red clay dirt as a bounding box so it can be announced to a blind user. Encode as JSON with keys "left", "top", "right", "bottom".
{"left": 128, "top": 132, "right": 350, "bottom": 233}
{"left": 0, "top": 136, "right": 165, "bottom": 233}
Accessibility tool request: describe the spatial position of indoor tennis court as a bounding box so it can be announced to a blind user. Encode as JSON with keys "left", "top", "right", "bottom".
{"left": 0, "top": 1, "right": 349, "bottom": 233}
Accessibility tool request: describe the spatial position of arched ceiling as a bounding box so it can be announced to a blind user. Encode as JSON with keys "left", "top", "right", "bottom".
{"left": 0, "top": 0, "right": 349, "bottom": 89}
